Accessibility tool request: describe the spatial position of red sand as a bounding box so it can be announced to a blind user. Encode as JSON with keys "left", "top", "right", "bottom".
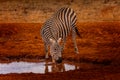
{"left": 0, "top": 22, "right": 120, "bottom": 80}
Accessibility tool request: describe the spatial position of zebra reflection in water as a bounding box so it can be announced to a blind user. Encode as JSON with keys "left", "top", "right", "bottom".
{"left": 44, "top": 60, "right": 80, "bottom": 73}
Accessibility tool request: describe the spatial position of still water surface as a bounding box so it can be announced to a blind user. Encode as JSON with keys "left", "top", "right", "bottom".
{"left": 0, "top": 61, "right": 80, "bottom": 74}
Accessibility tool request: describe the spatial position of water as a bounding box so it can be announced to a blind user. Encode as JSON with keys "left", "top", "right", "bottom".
{"left": 0, "top": 61, "right": 80, "bottom": 74}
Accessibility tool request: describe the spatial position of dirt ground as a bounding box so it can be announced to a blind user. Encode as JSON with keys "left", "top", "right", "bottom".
{"left": 0, "top": 22, "right": 120, "bottom": 80}
{"left": 0, "top": 68, "right": 120, "bottom": 80}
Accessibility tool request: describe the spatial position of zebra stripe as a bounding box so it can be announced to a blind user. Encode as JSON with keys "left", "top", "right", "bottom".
{"left": 41, "top": 7, "right": 79, "bottom": 45}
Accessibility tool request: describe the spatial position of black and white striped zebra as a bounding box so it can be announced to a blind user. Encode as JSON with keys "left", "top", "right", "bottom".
{"left": 41, "top": 7, "right": 81, "bottom": 63}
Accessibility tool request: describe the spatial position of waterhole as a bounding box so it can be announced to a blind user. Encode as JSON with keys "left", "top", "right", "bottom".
{"left": 0, "top": 61, "right": 81, "bottom": 74}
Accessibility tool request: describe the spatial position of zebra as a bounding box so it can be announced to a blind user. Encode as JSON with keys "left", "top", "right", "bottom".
{"left": 41, "top": 7, "right": 81, "bottom": 63}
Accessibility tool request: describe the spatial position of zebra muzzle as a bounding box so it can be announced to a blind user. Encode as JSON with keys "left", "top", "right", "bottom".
{"left": 56, "top": 57, "right": 62, "bottom": 63}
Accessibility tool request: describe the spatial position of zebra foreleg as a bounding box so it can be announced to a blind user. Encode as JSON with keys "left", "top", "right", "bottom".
{"left": 61, "top": 38, "right": 66, "bottom": 51}
{"left": 44, "top": 43, "right": 49, "bottom": 58}
{"left": 52, "top": 57, "right": 55, "bottom": 63}
{"left": 72, "top": 30, "right": 79, "bottom": 54}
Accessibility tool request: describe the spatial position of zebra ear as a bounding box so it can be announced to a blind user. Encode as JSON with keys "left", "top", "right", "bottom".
{"left": 57, "top": 38, "right": 62, "bottom": 43}
{"left": 49, "top": 38, "right": 55, "bottom": 44}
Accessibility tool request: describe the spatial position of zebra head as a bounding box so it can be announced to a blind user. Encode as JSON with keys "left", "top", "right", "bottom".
{"left": 49, "top": 38, "right": 62, "bottom": 63}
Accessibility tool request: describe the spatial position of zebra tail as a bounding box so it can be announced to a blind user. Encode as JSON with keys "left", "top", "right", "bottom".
{"left": 75, "top": 27, "right": 82, "bottom": 38}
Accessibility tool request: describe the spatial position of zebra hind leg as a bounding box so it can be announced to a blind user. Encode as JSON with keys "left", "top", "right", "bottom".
{"left": 72, "top": 30, "right": 79, "bottom": 54}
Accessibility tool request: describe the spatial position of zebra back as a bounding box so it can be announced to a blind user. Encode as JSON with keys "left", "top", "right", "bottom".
{"left": 41, "top": 7, "right": 79, "bottom": 44}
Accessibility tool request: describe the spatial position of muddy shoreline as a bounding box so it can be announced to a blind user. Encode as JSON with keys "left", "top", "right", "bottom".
{"left": 0, "top": 65, "right": 120, "bottom": 80}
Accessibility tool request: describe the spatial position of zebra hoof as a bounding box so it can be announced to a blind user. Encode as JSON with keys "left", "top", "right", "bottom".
{"left": 52, "top": 59, "right": 55, "bottom": 63}
{"left": 75, "top": 51, "right": 79, "bottom": 54}
{"left": 45, "top": 55, "right": 49, "bottom": 59}
{"left": 75, "top": 48, "right": 79, "bottom": 54}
